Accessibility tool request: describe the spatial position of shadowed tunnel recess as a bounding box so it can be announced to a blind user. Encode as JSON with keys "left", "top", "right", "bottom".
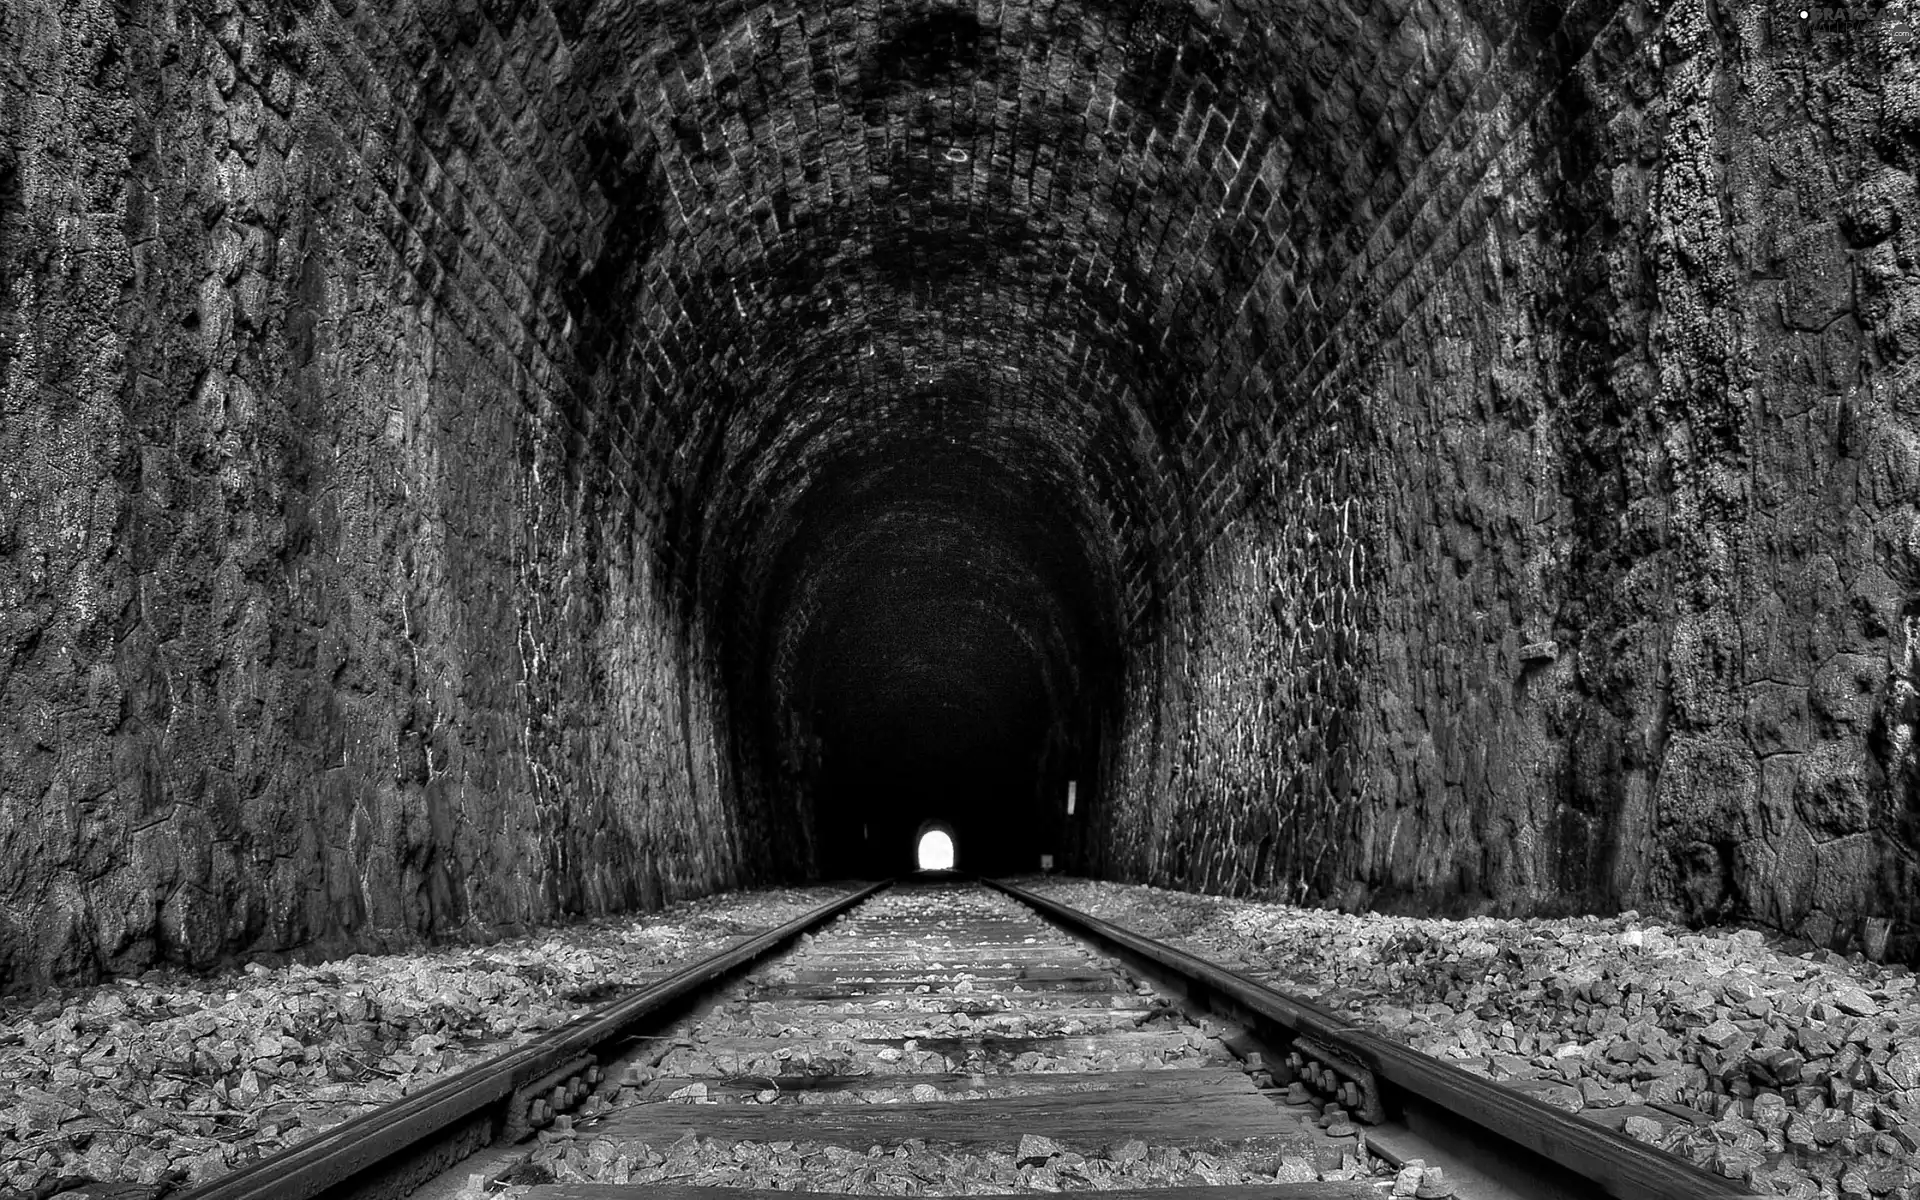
{"left": 527, "top": 0, "right": 1662, "bottom": 895}
{"left": 751, "top": 440, "right": 1119, "bottom": 877}
{"left": 562, "top": 0, "right": 1333, "bottom": 881}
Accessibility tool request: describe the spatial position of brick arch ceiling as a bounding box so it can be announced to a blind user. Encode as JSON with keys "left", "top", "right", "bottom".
{"left": 465, "top": 0, "right": 1606, "bottom": 855}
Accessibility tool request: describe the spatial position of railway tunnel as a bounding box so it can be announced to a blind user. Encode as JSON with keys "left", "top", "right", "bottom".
{"left": 2, "top": 0, "right": 1919, "bottom": 990}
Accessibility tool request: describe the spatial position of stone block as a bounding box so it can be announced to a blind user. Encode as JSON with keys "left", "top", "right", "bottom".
{"left": 1810, "top": 654, "right": 1887, "bottom": 737}
{"left": 1655, "top": 736, "right": 1759, "bottom": 844}
{"left": 1783, "top": 222, "right": 1853, "bottom": 329}
{"left": 1746, "top": 685, "right": 1812, "bottom": 756}
{"left": 1755, "top": 755, "right": 1804, "bottom": 839}
{"left": 1842, "top": 165, "right": 1913, "bottom": 248}
{"left": 1860, "top": 917, "right": 1893, "bottom": 963}
{"left": 1811, "top": 836, "right": 1879, "bottom": 926}
{"left": 1794, "top": 742, "right": 1873, "bottom": 838}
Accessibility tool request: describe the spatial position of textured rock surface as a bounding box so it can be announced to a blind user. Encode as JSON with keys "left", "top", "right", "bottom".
{"left": 2, "top": 0, "right": 1917, "bottom": 987}
{"left": 1082, "top": 2, "right": 1920, "bottom": 959}
{"left": 0, "top": 884, "right": 851, "bottom": 1195}
{"left": 1027, "top": 877, "right": 1920, "bottom": 1198}
{"left": 0, "top": 0, "right": 780, "bottom": 992}
{"left": 501, "top": 1133, "right": 1373, "bottom": 1196}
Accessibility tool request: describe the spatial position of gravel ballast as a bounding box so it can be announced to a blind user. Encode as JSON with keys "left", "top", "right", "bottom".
{"left": 502, "top": 1129, "right": 1373, "bottom": 1196}
{"left": 1018, "top": 877, "right": 1920, "bottom": 1200}
{"left": 491, "top": 885, "right": 1403, "bottom": 1196}
{"left": 0, "top": 885, "right": 856, "bottom": 1198}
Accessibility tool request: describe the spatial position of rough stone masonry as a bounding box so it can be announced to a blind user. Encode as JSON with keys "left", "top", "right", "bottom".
{"left": 0, "top": 0, "right": 1916, "bottom": 991}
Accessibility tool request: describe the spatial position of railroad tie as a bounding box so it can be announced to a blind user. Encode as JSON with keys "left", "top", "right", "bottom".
{"left": 507, "top": 881, "right": 1375, "bottom": 1200}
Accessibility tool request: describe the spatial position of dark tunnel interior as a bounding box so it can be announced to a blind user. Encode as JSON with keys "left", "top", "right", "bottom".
{"left": 620, "top": 0, "right": 1230, "bottom": 880}
{"left": 464, "top": 0, "right": 1413, "bottom": 892}
{"left": 565, "top": 0, "right": 1499, "bottom": 885}
{"left": 748, "top": 437, "right": 1120, "bottom": 876}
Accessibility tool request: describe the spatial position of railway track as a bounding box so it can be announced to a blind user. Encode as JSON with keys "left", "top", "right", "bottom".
{"left": 171, "top": 879, "right": 1760, "bottom": 1200}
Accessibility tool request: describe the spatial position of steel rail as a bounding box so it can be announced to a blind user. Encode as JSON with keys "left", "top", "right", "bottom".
{"left": 178, "top": 880, "right": 890, "bottom": 1200}
{"left": 986, "top": 877, "right": 1763, "bottom": 1200}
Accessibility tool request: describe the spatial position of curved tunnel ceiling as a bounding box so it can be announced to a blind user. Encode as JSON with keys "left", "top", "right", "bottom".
{"left": 515, "top": 0, "right": 1608, "bottom": 864}
{"left": 12, "top": 0, "right": 1910, "bottom": 982}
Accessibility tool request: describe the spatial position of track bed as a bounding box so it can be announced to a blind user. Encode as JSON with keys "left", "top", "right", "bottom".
{"left": 500, "top": 882, "right": 1383, "bottom": 1197}
{"left": 176, "top": 880, "right": 1755, "bottom": 1200}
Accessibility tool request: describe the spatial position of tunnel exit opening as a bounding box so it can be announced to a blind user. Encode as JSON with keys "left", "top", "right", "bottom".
{"left": 747, "top": 441, "right": 1125, "bottom": 882}
{"left": 915, "top": 826, "right": 956, "bottom": 871}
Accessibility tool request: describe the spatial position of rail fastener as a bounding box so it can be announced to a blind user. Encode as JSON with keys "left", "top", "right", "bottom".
{"left": 1292, "top": 1035, "right": 1385, "bottom": 1124}
{"left": 501, "top": 1054, "right": 597, "bottom": 1142}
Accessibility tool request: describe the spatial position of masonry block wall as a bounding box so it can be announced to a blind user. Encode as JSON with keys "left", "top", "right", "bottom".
{"left": 1363, "top": 0, "right": 1920, "bottom": 952}
{"left": 1122, "top": 2, "right": 1920, "bottom": 957}
{"left": 3, "top": 0, "right": 1918, "bottom": 989}
{"left": 0, "top": 0, "right": 761, "bottom": 991}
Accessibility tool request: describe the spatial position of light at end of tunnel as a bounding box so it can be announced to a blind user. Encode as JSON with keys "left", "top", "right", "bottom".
{"left": 1066, "top": 780, "right": 1076, "bottom": 816}
{"left": 917, "top": 829, "right": 955, "bottom": 871}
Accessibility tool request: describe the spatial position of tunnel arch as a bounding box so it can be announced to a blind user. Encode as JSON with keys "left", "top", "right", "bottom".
{"left": 13, "top": 0, "right": 1913, "bottom": 991}
{"left": 914, "top": 820, "right": 960, "bottom": 874}
{"left": 534, "top": 0, "right": 1564, "bottom": 886}
{"left": 496, "top": 0, "right": 1639, "bottom": 895}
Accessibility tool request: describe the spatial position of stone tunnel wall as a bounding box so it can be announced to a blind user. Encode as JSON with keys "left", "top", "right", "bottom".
{"left": 1354, "top": 0, "right": 1920, "bottom": 950}
{"left": 1098, "top": 429, "right": 1370, "bottom": 901}
{"left": 0, "top": 0, "right": 760, "bottom": 991}
{"left": 6, "top": 0, "right": 1920, "bottom": 990}
{"left": 1116, "top": 2, "right": 1920, "bottom": 956}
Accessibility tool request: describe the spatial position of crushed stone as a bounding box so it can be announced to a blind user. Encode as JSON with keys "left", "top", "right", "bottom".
{"left": 1018, "top": 877, "right": 1920, "bottom": 1200}
{"left": 0, "top": 886, "right": 855, "bottom": 1197}
{"left": 494, "top": 1128, "right": 1388, "bottom": 1194}
{"left": 488, "top": 885, "right": 1398, "bottom": 1193}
